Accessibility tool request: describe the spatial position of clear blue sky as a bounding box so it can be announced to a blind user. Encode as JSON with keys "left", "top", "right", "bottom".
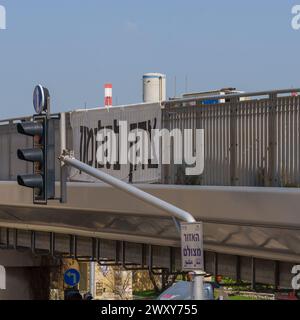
{"left": 0, "top": 0, "right": 299, "bottom": 118}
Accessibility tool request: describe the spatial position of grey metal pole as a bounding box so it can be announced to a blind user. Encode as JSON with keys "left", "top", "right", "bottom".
{"left": 193, "top": 271, "right": 204, "bottom": 300}
{"left": 59, "top": 154, "right": 205, "bottom": 300}
{"left": 60, "top": 166, "right": 68, "bottom": 204}
{"left": 89, "top": 261, "right": 96, "bottom": 298}
{"left": 60, "top": 113, "right": 67, "bottom": 203}
{"left": 60, "top": 113, "right": 66, "bottom": 152}
{"left": 61, "top": 155, "right": 196, "bottom": 223}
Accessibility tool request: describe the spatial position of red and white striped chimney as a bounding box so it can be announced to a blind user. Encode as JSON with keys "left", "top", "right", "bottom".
{"left": 292, "top": 91, "right": 298, "bottom": 97}
{"left": 104, "top": 84, "right": 113, "bottom": 108}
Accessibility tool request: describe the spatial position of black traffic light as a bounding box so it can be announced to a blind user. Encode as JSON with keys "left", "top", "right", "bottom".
{"left": 17, "top": 114, "right": 55, "bottom": 204}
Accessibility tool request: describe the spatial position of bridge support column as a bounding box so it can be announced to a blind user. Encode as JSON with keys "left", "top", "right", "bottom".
{"left": 0, "top": 249, "right": 52, "bottom": 300}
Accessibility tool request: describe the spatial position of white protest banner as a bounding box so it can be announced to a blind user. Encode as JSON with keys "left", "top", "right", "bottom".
{"left": 70, "top": 103, "right": 161, "bottom": 183}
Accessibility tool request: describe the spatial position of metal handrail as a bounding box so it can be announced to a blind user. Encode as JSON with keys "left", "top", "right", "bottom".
{"left": 0, "top": 115, "right": 31, "bottom": 125}
{"left": 0, "top": 88, "right": 299, "bottom": 123}
{"left": 162, "top": 87, "right": 300, "bottom": 107}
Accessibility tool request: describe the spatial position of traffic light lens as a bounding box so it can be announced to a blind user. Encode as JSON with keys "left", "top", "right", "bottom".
{"left": 17, "top": 175, "right": 25, "bottom": 187}
{"left": 17, "top": 175, "right": 44, "bottom": 189}
{"left": 17, "top": 114, "right": 56, "bottom": 204}
{"left": 17, "top": 150, "right": 24, "bottom": 160}
{"left": 17, "top": 122, "right": 44, "bottom": 137}
{"left": 17, "top": 149, "right": 43, "bottom": 163}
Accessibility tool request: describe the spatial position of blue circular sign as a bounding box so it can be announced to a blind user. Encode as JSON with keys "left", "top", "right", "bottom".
{"left": 33, "top": 85, "right": 46, "bottom": 114}
{"left": 64, "top": 269, "right": 81, "bottom": 287}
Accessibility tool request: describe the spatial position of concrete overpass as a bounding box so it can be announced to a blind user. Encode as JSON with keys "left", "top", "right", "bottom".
{"left": 0, "top": 182, "right": 299, "bottom": 264}
{"left": 1, "top": 87, "right": 300, "bottom": 298}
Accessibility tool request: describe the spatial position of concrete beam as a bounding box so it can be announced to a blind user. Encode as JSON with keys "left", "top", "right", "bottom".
{"left": 1, "top": 183, "right": 300, "bottom": 263}
{"left": 0, "top": 249, "right": 41, "bottom": 267}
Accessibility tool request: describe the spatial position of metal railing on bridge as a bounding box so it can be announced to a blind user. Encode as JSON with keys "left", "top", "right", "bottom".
{"left": 1, "top": 87, "right": 300, "bottom": 187}
{"left": 162, "top": 88, "right": 300, "bottom": 187}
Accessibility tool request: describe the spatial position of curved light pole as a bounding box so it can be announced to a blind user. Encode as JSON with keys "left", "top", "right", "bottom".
{"left": 59, "top": 153, "right": 205, "bottom": 300}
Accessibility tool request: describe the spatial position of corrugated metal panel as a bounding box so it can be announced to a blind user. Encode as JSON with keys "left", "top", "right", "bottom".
{"left": 163, "top": 95, "right": 300, "bottom": 187}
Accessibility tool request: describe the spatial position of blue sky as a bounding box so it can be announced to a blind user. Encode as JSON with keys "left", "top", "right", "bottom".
{"left": 0, "top": 0, "right": 299, "bottom": 118}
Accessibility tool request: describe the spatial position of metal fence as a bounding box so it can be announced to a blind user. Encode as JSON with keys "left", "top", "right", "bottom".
{"left": 162, "top": 89, "right": 300, "bottom": 187}
{"left": 1, "top": 88, "right": 300, "bottom": 187}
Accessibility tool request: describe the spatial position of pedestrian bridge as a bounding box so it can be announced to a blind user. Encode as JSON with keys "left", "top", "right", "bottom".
{"left": 0, "top": 182, "right": 299, "bottom": 263}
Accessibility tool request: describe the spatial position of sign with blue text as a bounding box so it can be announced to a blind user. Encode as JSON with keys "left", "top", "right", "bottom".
{"left": 33, "top": 85, "right": 50, "bottom": 114}
{"left": 64, "top": 268, "right": 81, "bottom": 287}
{"left": 181, "top": 222, "right": 204, "bottom": 271}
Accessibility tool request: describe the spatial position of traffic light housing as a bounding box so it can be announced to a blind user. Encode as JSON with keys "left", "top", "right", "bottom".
{"left": 17, "top": 114, "right": 55, "bottom": 204}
